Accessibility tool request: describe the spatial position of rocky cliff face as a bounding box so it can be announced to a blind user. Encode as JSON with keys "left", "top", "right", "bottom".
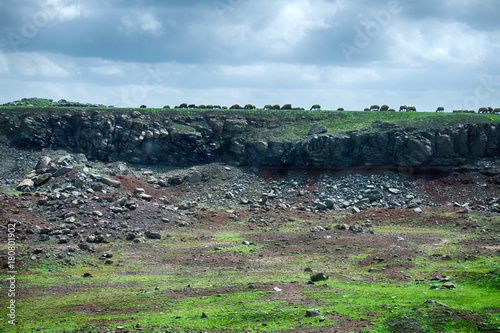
{"left": 1, "top": 109, "right": 499, "bottom": 167}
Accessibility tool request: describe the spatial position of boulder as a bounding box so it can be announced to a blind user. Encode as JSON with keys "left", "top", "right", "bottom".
{"left": 16, "top": 179, "right": 34, "bottom": 192}
{"left": 101, "top": 177, "right": 121, "bottom": 188}
{"left": 306, "top": 309, "right": 321, "bottom": 317}
{"left": 34, "top": 173, "right": 52, "bottom": 186}
{"left": 308, "top": 124, "right": 328, "bottom": 135}
{"left": 310, "top": 273, "right": 329, "bottom": 282}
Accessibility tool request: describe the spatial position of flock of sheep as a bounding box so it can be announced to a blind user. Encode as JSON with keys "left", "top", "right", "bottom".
{"left": 158, "top": 103, "right": 499, "bottom": 114}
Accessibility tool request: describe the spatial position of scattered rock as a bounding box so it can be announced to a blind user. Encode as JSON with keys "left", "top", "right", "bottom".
{"left": 308, "top": 124, "right": 327, "bottom": 135}
{"left": 101, "top": 177, "right": 121, "bottom": 188}
{"left": 16, "top": 179, "right": 34, "bottom": 192}
{"left": 310, "top": 273, "right": 329, "bottom": 282}
{"left": 145, "top": 231, "right": 161, "bottom": 240}
{"left": 306, "top": 309, "right": 321, "bottom": 317}
{"left": 442, "top": 282, "right": 456, "bottom": 289}
{"left": 424, "top": 299, "right": 448, "bottom": 307}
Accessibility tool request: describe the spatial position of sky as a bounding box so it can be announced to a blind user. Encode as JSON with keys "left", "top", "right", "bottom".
{"left": 0, "top": 0, "right": 499, "bottom": 111}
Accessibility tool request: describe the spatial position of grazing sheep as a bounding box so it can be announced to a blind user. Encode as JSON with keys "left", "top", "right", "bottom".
{"left": 310, "top": 104, "right": 321, "bottom": 110}
{"left": 163, "top": 105, "right": 170, "bottom": 109}
{"left": 188, "top": 104, "right": 196, "bottom": 109}
{"left": 380, "top": 104, "right": 390, "bottom": 111}
{"left": 206, "top": 104, "right": 214, "bottom": 109}
{"left": 388, "top": 108, "right": 396, "bottom": 112}
{"left": 364, "top": 107, "right": 370, "bottom": 111}
{"left": 222, "top": 106, "right": 228, "bottom": 109}
{"left": 213, "top": 105, "right": 221, "bottom": 109}
{"left": 272, "top": 104, "right": 280, "bottom": 110}
{"left": 244, "top": 104, "right": 256, "bottom": 110}
{"left": 436, "top": 106, "right": 445, "bottom": 112}
{"left": 494, "top": 108, "right": 500, "bottom": 114}
{"left": 230, "top": 104, "right": 243, "bottom": 109}
{"left": 407, "top": 105, "right": 417, "bottom": 112}
{"left": 370, "top": 105, "right": 380, "bottom": 111}
{"left": 198, "top": 104, "right": 206, "bottom": 109}
{"left": 281, "top": 104, "right": 292, "bottom": 110}
{"left": 399, "top": 105, "right": 408, "bottom": 112}
{"left": 337, "top": 107, "right": 344, "bottom": 111}
{"left": 264, "top": 104, "right": 273, "bottom": 110}
{"left": 140, "top": 104, "right": 147, "bottom": 108}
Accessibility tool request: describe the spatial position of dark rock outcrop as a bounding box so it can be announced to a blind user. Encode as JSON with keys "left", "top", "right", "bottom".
{"left": 1, "top": 109, "right": 498, "bottom": 168}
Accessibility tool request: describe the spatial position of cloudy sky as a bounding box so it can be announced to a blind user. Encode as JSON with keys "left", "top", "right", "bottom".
{"left": 0, "top": 0, "right": 499, "bottom": 111}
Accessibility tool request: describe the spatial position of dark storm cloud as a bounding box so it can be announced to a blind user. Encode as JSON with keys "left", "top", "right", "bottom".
{"left": 0, "top": 0, "right": 499, "bottom": 110}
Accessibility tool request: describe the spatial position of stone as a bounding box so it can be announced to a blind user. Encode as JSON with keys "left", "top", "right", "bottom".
{"left": 133, "top": 188, "right": 146, "bottom": 195}
{"left": 306, "top": 309, "right": 321, "bottom": 317}
{"left": 388, "top": 188, "right": 401, "bottom": 194}
{"left": 187, "top": 171, "right": 203, "bottom": 183}
{"left": 83, "top": 272, "right": 93, "bottom": 278}
{"left": 312, "top": 226, "right": 325, "bottom": 232}
{"left": 430, "top": 283, "right": 441, "bottom": 289}
{"left": 16, "top": 179, "right": 34, "bottom": 192}
{"left": 423, "top": 299, "right": 448, "bottom": 307}
{"left": 126, "top": 233, "right": 136, "bottom": 241}
{"left": 34, "top": 173, "right": 52, "bottom": 186}
{"left": 58, "top": 236, "right": 70, "bottom": 244}
{"left": 172, "top": 177, "right": 183, "bottom": 185}
{"left": 101, "top": 251, "right": 113, "bottom": 258}
{"left": 308, "top": 124, "right": 327, "bottom": 135}
{"left": 201, "top": 312, "right": 208, "bottom": 318}
{"left": 36, "top": 156, "right": 52, "bottom": 173}
{"left": 442, "top": 282, "right": 456, "bottom": 289}
{"left": 310, "top": 273, "right": 329, "bottom": 282}
{"left": 145, "top": 231, "right": 161, "bottom": 240}
{"left": 52, "top": 166, "right": 74, "bottom": 177}
{"left": 101, "top": 177, "right": 121, "bottom": 188}
{"left": 139, "top": 194, "right": 153, "bottom": 201}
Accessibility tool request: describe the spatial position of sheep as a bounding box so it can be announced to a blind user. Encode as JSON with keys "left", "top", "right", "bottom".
{"left": 230, "top": 104, "right": 243, "bottom": 110}
{"left": 380, "top": 104, "right": 390, "bottom": 111}
{"left": 163, "top": 105, "right": 170, "bottom": 109}
{"left": 310, "top": 104, "right": 321, "bottom": 110}
{"left": 399, "top": 105, "right": 408, "bottom": 112}
{"left": 407, "top": 105, "right": 417, "bottom": 112}
{"left": 281, "top": 104, "right": 292, "bottom": 110}
{"left": 436, "top": 106, "right": 445, "bottom": 112}
{"left": 364, "top": 107, "right": 370, "bottom": 111}
{"left": 370, "top": 105, "right": 380, "bottom": 111}
{"left": 337, "top": 107, "right": 344, "bottom": 111}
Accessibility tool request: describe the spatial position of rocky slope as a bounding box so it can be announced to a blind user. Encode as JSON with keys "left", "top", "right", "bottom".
{"left": 0, "top": 108, "right": 499, "bottom": 167}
